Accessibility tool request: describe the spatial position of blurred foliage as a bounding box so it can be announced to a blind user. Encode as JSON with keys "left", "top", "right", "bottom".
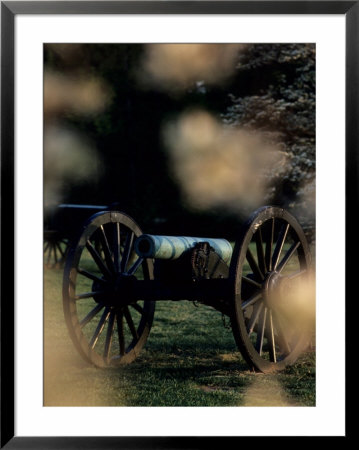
{"left": 222, "top": 44, "right": 315, "bottom": 234}
{"left": 44, "top": 43, "right": 315, "bottom": 239}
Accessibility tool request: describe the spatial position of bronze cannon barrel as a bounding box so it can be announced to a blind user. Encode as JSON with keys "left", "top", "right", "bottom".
{"left": 134, "top": 234, "right": 233, "bottom": 264}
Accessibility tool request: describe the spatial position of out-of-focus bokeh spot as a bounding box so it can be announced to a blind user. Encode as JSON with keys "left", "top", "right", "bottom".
{"left": 44, "top": 44, "right": 112, "bottom": 206}
{"left": 44, "top": 125, "right": 103, "bottom": 205}
{"left": 139, "top": 44, "right": 245, "bottom": 91}
{"left": 279, "top": 269, "right": 316, "bottom": 333}
{"left": 163, "top": 109, "right": 288, "bottom": 214}
{"left": 45, "top": 43, "right": 85, "bottom": 65}
{"left": 243, "top": 375, "right": 297, "bottom": 406}
{"left": 291, "top": 178, "right": 316, "bottom": 233}
{"left": 44, "top": 69, "right": 111, "bottom": 118}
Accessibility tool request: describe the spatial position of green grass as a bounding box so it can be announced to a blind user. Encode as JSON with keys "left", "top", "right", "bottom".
{"left": 44, "top": 267, "right": 315, "bottom": 407}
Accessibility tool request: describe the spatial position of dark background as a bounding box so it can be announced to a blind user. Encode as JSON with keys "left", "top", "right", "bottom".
{"left": 44, "top": 43, "right": 315, "bottom": 240}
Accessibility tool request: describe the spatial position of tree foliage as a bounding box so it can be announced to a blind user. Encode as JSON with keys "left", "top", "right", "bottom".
{"left": 222, "top": 44, "right": 315, "bottom": 232}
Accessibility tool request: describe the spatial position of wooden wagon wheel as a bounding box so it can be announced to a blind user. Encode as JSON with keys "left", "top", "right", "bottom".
{"left": 44, "top": 230, "right": 69, "bottom": 268}
{"left": 230, "top": 206, "right": 312, "bottom": 373}
{"left": 63, "top": 211, "right": 155, "bottom": 367}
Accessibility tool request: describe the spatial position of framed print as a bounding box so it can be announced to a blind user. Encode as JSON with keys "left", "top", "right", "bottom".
{"left": 1, "top": 1, "right": 354, "bottom": 447}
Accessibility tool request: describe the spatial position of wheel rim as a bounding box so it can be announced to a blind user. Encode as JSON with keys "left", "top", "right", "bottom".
{"left": 63, "top": 211, "right": 155, "bottom": 367}
{"left": 230, "top": 206, "right": 312, "bottom": 373}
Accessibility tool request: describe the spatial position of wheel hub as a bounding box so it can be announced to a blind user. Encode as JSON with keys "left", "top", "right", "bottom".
{"left": 263, "top": 271, "right": 290, "bottom": 309}
{"left": 92, "top": 274, "right": 137, "bottom": 306}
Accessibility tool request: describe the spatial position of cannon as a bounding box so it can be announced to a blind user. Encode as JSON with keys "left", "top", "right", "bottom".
{"left": 62, "top": 206, "right": 312, "bottom": 373}
{"left": 44, "top": 203, "right": 118, "bottom": 268}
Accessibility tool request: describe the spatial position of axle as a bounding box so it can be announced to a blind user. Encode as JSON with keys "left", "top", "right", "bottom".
{"left": 89, "top": 276, "right": 232, "bottom": 315}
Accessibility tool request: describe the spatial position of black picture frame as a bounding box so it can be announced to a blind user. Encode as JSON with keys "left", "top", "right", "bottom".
{"left": 1, "top": 1, "right": 354, "bottom": 447}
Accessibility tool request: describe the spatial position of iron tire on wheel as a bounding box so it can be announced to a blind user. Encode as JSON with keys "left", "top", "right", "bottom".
{"left": 63, "top": 211, "right": 155, "bottom": 368}
{"left": 230, "top": 206, "right": 312, "bottom": 373}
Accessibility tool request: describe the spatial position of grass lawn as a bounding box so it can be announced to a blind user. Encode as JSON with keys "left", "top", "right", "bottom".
{"left": 44, "top": 264, "right": 315, "bottom": 407}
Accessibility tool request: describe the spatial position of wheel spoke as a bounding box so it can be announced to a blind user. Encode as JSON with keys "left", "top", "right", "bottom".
{"left": 44, "top": 241, "right": 50, "bottom": 254}
{"left": 99, "top": 225, "right": 116, "bottom": 274}
{"left": 116, "top": 310, "right": 125, "bottom": 355}
{"left": 265, "top": 218, "right": 274, "bottom": 271}
{"left": 288, "top": 269, "right": 307, "bottom": 279}
{"left": 130, "top": 302, "right": 144, "bottom": 314}
{"left": 75, "top": 291, "right": 103, "bottom": 300}
{"left": 272, "top": 310, "right": 291, "bottom": 355}
{"left": 276, "top": 241, "right": 300, "bottom": 273}
{"left": 127, "top": 257, "right": 143, "bottom": 276}
{"left": 53, "top": 245, "right": 58, "bottom": 264}
{"left": 46, "top": 245, "right": 53, "bottom": 266}
{"left": 77, "top": 267, "right": 106, "bottom": 284}
{"left": 255, "top": 228, "right": 267, "bottom": 275}
{"left": 246, "top": 248, "right": 264, "bottom": 281}
{"left": 247, "top": 302, "right": 264, "bottom": 335}
{"left": 121, "top": 231, "right": 134, "bottom": 273}
{"left": 241, "top": 292, "right": 262, "bottom": 310}
{"left": 272, "top": 223, "right": 290, "bottom": 270}
{"left": 242, "top": 276, "right": 262, "bottom": 289}
{"left": 89, "top": 308, "right": 111, "bottom": 349}
{"left": 267, "top": 310, "right": 277, "bottom": 363}
{"left": 104, "top": 310, "right": 116, "bottom": 359}
{"left": 56, "top": 242, "right": 65, "bottom": 258}
{"left": 255, "top": 307, "right": 267, "bottom": 355}
{"left": 86, "top": 240, "right": 112, "bottom": 279}
{"left": 124, "top": 306, "right": 138, "bottom": 340}
{"left": 80, "top": 304, "right": 104, "bottom": 328}
{"left": 113, "top": 222, "right": 121, "bottom": 273}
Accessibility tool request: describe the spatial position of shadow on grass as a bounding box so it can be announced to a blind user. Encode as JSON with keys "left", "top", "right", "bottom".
{"left": 44, "top": 270, "right": 315, "bottom": 407}
{"left": 99, "top": 351, "right": 253, "bottom": 406}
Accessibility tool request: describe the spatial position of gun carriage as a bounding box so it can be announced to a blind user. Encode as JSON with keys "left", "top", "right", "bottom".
{"left": 62, "top": 206, "right": 311, "bottom": 373}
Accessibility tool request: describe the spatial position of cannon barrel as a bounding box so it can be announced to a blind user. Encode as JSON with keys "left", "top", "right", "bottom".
{"left": 134, "top": 234, "right": 233, "bottom": 264}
